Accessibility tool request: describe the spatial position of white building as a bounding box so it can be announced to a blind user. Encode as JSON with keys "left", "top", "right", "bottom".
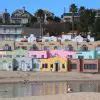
{"left": 0, "top": 25, "right": 23, "bottom": 41}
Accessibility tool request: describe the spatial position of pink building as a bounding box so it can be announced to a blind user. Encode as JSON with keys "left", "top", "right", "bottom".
{"left": 28, "top": 51, "right": 48, "bottom": 58}
{"left": 49, "top": 50, "right": 76, "bottom": 59}
{"left": 28, "top": 50, "right": 76, "bottom": 59}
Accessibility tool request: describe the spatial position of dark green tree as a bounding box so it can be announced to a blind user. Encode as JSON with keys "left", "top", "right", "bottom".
{"left": 54, "top": 16, "right": 61, "bottom": 22}
{"left": 69, "top": 4, "right": 78, "bottom": 31}
{"left": 93, "top": 18, "right": 100, "bottom": 40}
{"left": 46, "top": 16, "right": 54, "bottom": 22}
{"left": 0, "top": 18, "right": 3, "bottom": 24}
{"left": 78, "top": 8, "right": 96, "bottom": 34}
{"left": 35, "top": 9, "right": 45, "bottom": 22}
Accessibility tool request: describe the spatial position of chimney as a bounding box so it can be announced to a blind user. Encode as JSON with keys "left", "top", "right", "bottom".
{"left": 5, "top": 9, "right": 7, "bottom": 13}
{"left": 22, "top": 6, "right": 25, "bottom": 13}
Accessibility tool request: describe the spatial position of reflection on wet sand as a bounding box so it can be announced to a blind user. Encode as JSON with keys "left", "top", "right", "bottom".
{"left": 0, "top": 80, "right": 99, "bottom": 98}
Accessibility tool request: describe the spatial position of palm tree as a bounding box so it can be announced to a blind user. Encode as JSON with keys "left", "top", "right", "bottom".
{"left": 35, "top": 9, "right": 45, "bottom": 38}
{"left": 70, "top": 4, "right": 78, "bottom": 31}
{"left": 35, "top": 9, "right": 45, "bottom": 22}
{"left": 79, "top": 6, "right": 85, "bottom": 14}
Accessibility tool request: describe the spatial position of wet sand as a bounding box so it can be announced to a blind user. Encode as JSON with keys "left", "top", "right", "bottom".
{"left": 0, "top": 71, "right": 100, "bottom": 99}
{"left": 0, "top": 92, "right": 99, "bottom": 100}
{"left": 0, "top": 71, "right": 100, "bottom": 83}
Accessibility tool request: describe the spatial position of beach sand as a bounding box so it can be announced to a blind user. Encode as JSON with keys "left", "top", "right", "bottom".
{"left": 0, "top": 71, "right": 100, "bottom": 83}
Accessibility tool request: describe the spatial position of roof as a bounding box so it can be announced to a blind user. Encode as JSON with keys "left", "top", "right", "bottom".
{"left": 62, "top": 12, "right": 79, "bottom": 17}
{"left": 11, "top": 9, "right": 33, "bottom": 18}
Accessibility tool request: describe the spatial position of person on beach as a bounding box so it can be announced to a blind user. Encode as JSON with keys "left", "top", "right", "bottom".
{"left": 67, "top": 85, "right": 72, "bottom": 93}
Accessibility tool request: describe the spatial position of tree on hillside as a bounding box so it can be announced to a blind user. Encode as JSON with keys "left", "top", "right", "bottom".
{"left": 93, "top": 18, "right": 100, "bottom": 40}
{"left": 54, "top": 16, "right": 61, "bottom": 23}
{"left": 46, "top": 16, "right": 54, "bottom": 22}
{"left": 0, "top": 18, "right": 3, "bottom": 24}
{"left": 31, "top": 16, "right": 37, "bottom": 23}
{"left": 35, "top": 9, "right": 45, "bottom": 37}
{"left": 70, "top": 4, "right": 78, "bottom": 31}
{"left": 78, "top": 7, "right": 96, "bottom": 34}
{"left": 35, "top": 9, "right": 45, "bottom": 22}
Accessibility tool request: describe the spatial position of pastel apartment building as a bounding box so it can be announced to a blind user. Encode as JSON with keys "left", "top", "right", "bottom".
{"left": 49, "top": 50, "right": 76, "bottom": 59}
{"left": 81, "top": 59, "right": 100, "bottom": 73}
{"left": 28, "top": 51, "right": 48, "bottom": 59}
{"left": 75, "top": 50, "right": 96, "bottom": 59}
{"left": 40, "top": 56, "right": 68, "bottom": 72}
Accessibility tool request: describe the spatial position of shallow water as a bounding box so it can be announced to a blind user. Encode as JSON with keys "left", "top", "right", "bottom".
{"left": 0, "top": 80, "right": 99, "bottom": 98}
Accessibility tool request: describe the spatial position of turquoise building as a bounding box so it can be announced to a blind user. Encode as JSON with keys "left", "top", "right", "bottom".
{"left": 96, "top": 51, "right": 100, "bottom": 59}
{"left": 75, "top": 50, "right": 96, "bottom": 59}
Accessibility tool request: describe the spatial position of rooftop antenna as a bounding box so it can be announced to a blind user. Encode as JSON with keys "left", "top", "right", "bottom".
{"left": 64, "top": 7, "right": 66, "bottom": 13}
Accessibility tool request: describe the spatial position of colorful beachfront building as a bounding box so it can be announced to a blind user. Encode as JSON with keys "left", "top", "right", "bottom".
{"left": 49, "top": 50, "right": 76, "bottom": 59}
{"left": 74, "top": 50, "right": 96, "bottom": 59}
{"left": 6, "top": 49, "right": 32, "bottom": 71}
{"left": 28, "top": 51, "right": 48, "bottom": 58}
{"left": 81, "top": 59, "right": 100, "bottom": 73}
{"left": 0, "top": 51, "right": 13, "bottom": 71}
{"left": 96, "top": 50, "right": 100, "bottom": 59}
{"left": 40, "top": 56, "right": 68, "bottom": 72}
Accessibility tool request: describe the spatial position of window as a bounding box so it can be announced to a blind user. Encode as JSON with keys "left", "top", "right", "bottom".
{"left": 68, "top": 55, "right": 72, "bottom": 58}
{"left": 78, "top": 56, "right": 84, "bottom": 59}
{"left": 32, "top": 55, "right": 37, "bottom": 58}
{"left": 3, "top": 44, "right": 12, "bottom": 51}
{"left": 62, "top": 64, "right": 65, "bottom": 69}
{"left": 70, "top": 64, "right": 77, "bottom": 69}
{"left": 22, "top": 55, "right": 25, "bottom": 57}
{"left": 67, "top": 45, "right": 73, "bottom": 51}
{"left": 50, "top": 64, "right": 53, "bottom": 68}
{"left": 42, "top": 64, "right": 48, "bottom": 68}
{"left": 84, "top": 64, "right": 97, "bottom": 70}
{"left": 44, "top": 46, "right": 49, "bottom": 50}
{"left": 3, "top": 55, "right": 12, "bottom": 58}
{"left": 54, "top": 46, "right": 58, "bottom": 50}
{"left": 96, "top": 45, "right": 100, "bottom": 51}
{"left": 41, "top": 55, "right": 44, "bottom": 58}
{"left": 3, "top": 28, "right": 6, "bottom": 33}
{"left": 16, "top": 55, "right": 20, "bottom": 57}
{"left": 7, "top": 55, "right": 12, "bottom": 58}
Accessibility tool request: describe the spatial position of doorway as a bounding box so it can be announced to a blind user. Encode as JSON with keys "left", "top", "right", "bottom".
{"left": 55, "top": 63, "right": 60, "bottom": 72}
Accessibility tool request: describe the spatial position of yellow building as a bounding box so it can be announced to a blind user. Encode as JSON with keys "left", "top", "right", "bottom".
{"left": 40, "top": 56, "right": 68, "bottom": 72}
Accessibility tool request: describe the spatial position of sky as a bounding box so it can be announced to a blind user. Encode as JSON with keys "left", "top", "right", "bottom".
{"left": 0, "top": 0, "right": 100, "bottom": 16}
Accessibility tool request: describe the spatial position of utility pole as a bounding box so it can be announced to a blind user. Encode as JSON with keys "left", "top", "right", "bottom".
{"left": 40, "top": 18, "right": 43, "bottom": 50}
